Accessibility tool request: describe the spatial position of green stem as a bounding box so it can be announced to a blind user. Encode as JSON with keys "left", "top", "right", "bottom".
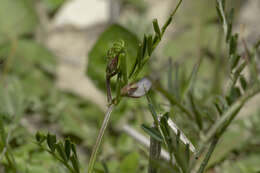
{"left": 203, "top": 85, "right": 260, "bottom": 144}
{"left": 197, "top": 137, "right": 218, "bottom": 173}
{"left": 87, "top": 105, "right": 114, "bottom": 173}
{"left": 148, "top": 126, "right": 161, "bottom": 173}
{"left": 192, "top": 85, "right": 260, "bottom": 167}
{"left": 217, "top": 0, "right": 227, "bottom": 37}
{"left": 161, "top": 0, "right": 182, "bottom": 36}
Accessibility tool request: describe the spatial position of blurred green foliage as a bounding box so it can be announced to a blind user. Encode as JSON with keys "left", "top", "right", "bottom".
{"left": 0, "top": 0, "right": 259, "bottom": 173}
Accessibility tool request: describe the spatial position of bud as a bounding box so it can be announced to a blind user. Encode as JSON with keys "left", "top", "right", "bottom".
{"left": 121, "top": 77, "right": 152, "bottom": 98}
{"left": 106, "top": 56, "right": 118, "bottom": 76}
{"left": 35, "top": 131, "right": 46, "bottom": 144}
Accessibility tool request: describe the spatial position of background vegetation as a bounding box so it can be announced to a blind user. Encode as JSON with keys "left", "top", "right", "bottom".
{"left": 0, "top": 0, "right": 260, "bottom": 173}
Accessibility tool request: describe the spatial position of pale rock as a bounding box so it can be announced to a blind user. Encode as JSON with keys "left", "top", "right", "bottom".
{"left": 53, "top": 0, "right": 109, "bottom": 28}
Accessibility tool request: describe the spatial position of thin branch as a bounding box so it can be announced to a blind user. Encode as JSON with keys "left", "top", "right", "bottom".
{"left": 87, "top": 104, "right": 114, "bottom": 173}
{"left": 197, "top": 137, "right": 218, "bottom": 173}
{"left": 217, "top": 0, "right": 227, "bottom": 37}
{"left": 203, "top": 85, "right": 260, "bottom": 144}
{"left": 193, "top": 85, "right": 260, "bottom": 164}
{"left": 148, "top": 125, "right": 161, "bottom": 173}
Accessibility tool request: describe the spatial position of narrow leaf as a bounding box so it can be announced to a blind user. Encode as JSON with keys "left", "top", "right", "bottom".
{"left": 35, "top": 131, "right": 46, "bottom": 144}
{"left": 65, "top": 138, "right": 71, "bottom": 160}
{"left": 141, "top": 124, "right": 163, "bottom": 142}
{"left": 142, "top": 34, "right": 147, "bottom": 58}
{"left": 230, "top": 54, "right": 240, "bottom": 69}
{"left": 239, "top": 76, "right": 247, "bottom": 91}
{"left": 47, "top": 133, "right": 56, "bottom": 152}
{"left": 229, "top": 34, "right": 238, "bottom": 55}
{"left": 147, "top": 35, "right": 153, "bottom": 56}
{"left": 153, "top": 19, "right": 161, "bottom": 40}
{"left": 71, "top": 153, "right": 80, "bottom": 173}
{"left": 56, "top": 141, "right": 68, "bottom": 162}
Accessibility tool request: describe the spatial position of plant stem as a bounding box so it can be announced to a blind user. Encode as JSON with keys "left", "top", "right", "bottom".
{"left": 197, "top": 137, "right": 218, "bottom": 173}
{"left": 152, "top": 0, "right": 182, "bottom": 51}
{"left": 148, "top": 126, "right": 161, "bottom": 173}
{"left": 106, "top": 77, "right": 112, "bottom": 103}
{"left": 87, "top": 104, "right": 114, "bottom": 173}
{"left": 203, "top": 85, "right": 260, "bottom": 144}
{"left": 191, "top": 85, "right": 260, "bottom": 168}
{"left": 217, "top": 0, "right": 227, "bottom": 37}
{"left": 161, "top": 0, "right": 182, "bottom": 36}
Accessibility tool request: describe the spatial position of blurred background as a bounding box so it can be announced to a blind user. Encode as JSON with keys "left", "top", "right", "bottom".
{"left": 0, "top": 0, "right": 260, "bottom": 172}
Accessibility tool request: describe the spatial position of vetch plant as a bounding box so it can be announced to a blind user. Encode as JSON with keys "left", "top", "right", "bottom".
{"left": 87, "top": 1, "right": 183, "bottom": 172}
{"left": 28, "top": 1, "right": 260, "bottom": 173}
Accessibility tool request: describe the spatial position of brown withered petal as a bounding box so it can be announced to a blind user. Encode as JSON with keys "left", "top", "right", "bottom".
{"left": 121, "top": 77, "right": 152, "bottom": 98}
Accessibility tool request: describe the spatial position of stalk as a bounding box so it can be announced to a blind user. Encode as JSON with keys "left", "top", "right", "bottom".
{"left": 148, "top": 126, "right": 161, "bottom": 173}
{"left": 197, "top": 137, "right": 219, "bottom": 173}
{"left": 87, "top": 104, "right": 114, "bottom": 173}
{"left": 191, "top": 85, "right": 260, "bottom": 170}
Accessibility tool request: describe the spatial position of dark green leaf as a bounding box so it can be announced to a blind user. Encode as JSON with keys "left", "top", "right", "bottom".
{"left": 230, "top": 54, "right": 240, "bottom": 69}
{"left": 229, "top": 34, "right": 238, "bottom": 56}
{"left": 56, "top": 141, "right": 68, "bottom": 162}
{"left": 233, "top": 61, "right": 247, "bottom": 83}
{"left": 142, "top": 34, "right": 147, "bottom": 58}
{"left": 159, "top": 113, "right": 170, "bottom": 140}
{"left": 35, "top": 131, "right": 46, "bottom": 144}
{"left": 152, "top": 19, "right": 161, "bottom": 40}
{"left": 239, "top": 76, "right": 247, "bottom": 91}
{"left": 71, "top": 153, "right": 80, "bottom": 173}
{"left": 216, "top": 6, "right": 223, "bottom": 24}
{"left": 226, "top": 87, "right": 241, "bottom": 105}
{"left": 141, "top": 124, "right": 163, "bottom": 142}
{"left": 47, "top": 133, "right": 56, "bottom": 152}
{"left": 226, "top": 9, "right": 234, "bottom": 42}
{"left": 147, "top": 34, "right": 153, "bottom": 56}
{"left": 146, "top": 95, "right": 159, "bottom": 126}
{"left": 65, "top": 138, "right": 71, "bottom": 160}
{"left": 185, "top": 144, "right": 190, "bottom": 164}
{"left": 71, "top": 143, "right": 78, "bottom": 159}
{"left": 176, "top": 130, "right": 180, "bottom": 150}
{"left": 214, "top": 102, "right": 223, "bottom": 115}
